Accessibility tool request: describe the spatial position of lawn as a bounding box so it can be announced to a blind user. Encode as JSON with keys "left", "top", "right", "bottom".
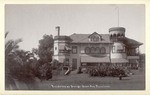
{"left": 34, "top": 69, "right": 145, "bottom": 90}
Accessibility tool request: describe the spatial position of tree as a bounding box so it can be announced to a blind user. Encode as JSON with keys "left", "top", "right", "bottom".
{"left": 5, "top": 31, "right": 22, "bottom": 74}
{"left": 5, "top": 32, "right": 38, "bottom": 89}
{"left": 5, "top": 32, "right": 22, "bottom": 89}
{"left": 38, "top": 34, "right": 54, "bottom": 64}
{"left": 35, "top": 34, "right": 54, "bottom": 80}
{"left": 12, "top": 50, "right": 37, "bottom": 82}
{"left": 32, "top": 48, "right": 38, "bottom": 55}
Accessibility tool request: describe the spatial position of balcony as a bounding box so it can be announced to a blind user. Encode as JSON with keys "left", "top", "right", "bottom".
{"left": 59, "top": 49, "right": 70, "bottom": 56}
{"left": 127, "top": 52, "right": 139, "bottom": 56}
{"left": 126, "top": 47, "right": 139, "bottom": 56}
{"left": 127, "top": 52, "right": 139, "bottom": 59}
{"left": 80, "top": 53, "right": 110, "bottom": 57}
{"left": 127, "top": 56, "right": 139, "bottom": 59}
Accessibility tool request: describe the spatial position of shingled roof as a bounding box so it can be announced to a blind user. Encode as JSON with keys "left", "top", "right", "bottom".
{"left": 118, "top": 37, "right": 143, "bottom": 47}
{"left": 65, "top": 33, "right": 143, "bottom": 46}
{"left": 69, "top": 33, "right": 112, "bottom": 43}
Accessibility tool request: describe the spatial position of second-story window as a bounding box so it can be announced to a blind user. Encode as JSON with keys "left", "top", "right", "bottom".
{"left": 116, "top": 45, "right": 125, "bottom": 53}
{"left": 95, "top": 47, "right": 100, "bottom": 53}
{"left": 100, "top": 47, "right": 106, "bottom": 54}
{"left": 91, "top": 36, "right": 100, "bottom": 42}
{"left": 55, "top": 47, "right": 57, "bottom": 50}
{"left": 72, "top": 46, "right": 77, "bottom": 54}
{"left": 91, "top": 47, "right": 95, "bottom": 53}
{"left": 112, "top": 45, "right": 125, "bottom": 53}
{"left": 85, "top": 47, "right": 90, "bottom": 53}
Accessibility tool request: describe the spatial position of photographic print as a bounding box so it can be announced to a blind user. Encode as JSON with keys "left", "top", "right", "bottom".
{"left": 5, "top": 4, "right": 145, "bottom": 90}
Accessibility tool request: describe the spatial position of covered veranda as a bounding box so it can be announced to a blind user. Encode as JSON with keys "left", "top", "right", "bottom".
{"left": 80, "top": 56, "right": 111, "bottom": 67}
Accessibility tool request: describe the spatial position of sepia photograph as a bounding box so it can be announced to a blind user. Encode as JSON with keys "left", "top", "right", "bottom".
{"left": 5, "top": 4, "right": 145, "bottom": 90}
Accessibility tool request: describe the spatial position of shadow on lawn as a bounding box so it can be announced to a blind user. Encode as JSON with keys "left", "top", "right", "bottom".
{"left": 119, "top": 78, "right": 130, "bottom": 81}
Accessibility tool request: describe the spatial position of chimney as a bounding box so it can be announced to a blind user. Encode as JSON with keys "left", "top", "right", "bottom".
{"left": 55, "top": 26, "right": 60, "bottom": 37}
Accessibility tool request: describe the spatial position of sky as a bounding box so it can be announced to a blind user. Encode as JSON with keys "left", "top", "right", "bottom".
{"left": 5, "top": 4, "right": 145, "bottom": 53}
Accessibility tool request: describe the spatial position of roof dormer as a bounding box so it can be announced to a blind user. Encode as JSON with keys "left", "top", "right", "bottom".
{"left": 88, "top": 32, "right": 102, "bottom": 42}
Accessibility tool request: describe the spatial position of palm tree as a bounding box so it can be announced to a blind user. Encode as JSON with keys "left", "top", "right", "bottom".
{"left": 5, "top": 31, "right": 22, "bottom": 69}
{"left": 5, "top": 32, "right": 22, "bottom": 90}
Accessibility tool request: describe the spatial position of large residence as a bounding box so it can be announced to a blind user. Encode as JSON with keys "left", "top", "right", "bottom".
{"left": 53, "top": 26, "right": 143, "bottom": 70}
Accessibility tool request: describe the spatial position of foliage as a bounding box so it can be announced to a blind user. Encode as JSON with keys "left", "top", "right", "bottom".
{"left": 32, "top": 34, "right": 54, "bottom": 80}
{"left": 5, "top": 32, "right": 39, "bottom": 89}
{"left": 5, "top": 32, "right": 22, "bottom": 72}
{"left": 35, "top": 62, "right": 52, "bottom": 81}
{"left": 6, "top": 49, "right": 37, "bottom": 82}
{"left": 32, "top": 48, "right": 38, "bottom": 56}
{"left": 77, "top": 67, "right": 82, "bottom": 74}
{"left": 5, "top": 33, "right": 54, "bottom": 89}
{"left": 5, "top": 32, "right": 23, "bottom": 89}
{"left": 38, "top": 34, "right": 54, "bottom": 64}
{"left": 51, "top": 59, "right": 59, "bottom": 69}
{"left": 88, "top": 66, "right": 127, "bottom": 77}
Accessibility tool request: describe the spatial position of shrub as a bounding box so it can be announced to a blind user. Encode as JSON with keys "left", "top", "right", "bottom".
{"left": 88, "top": 66, "right": 127, "bottom": 77}
{"left": 77, "top": 67, "right": 83, "bottom": 74}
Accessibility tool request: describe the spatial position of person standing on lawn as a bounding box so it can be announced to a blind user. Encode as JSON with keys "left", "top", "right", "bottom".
{"left": 119, "top": 74, "right": 122, "bottom": 80}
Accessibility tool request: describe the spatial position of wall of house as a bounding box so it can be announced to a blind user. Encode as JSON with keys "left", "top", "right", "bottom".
{"left": 54, "top": 41, "right": 59, "bottom": 56}
{"left": 69, "top": 43, "right": 111, "bottom": 69}
{"left": 110, "top": 42, "right": 127, "bottom": 59}
{"left": 53, "top": 40, "right": 70, "bottom": 63}
{"left": 80, "top": 43, "right": 110, "bottom": 54}
{"left": 53, "top": 55, "right": 65, "bottom": 63}
{"left": 69, "top": 44, "right": 81, "bottom": 69}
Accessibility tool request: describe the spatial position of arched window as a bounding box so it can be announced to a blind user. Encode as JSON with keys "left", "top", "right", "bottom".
{"left": 117, "top": 33, "right": 120, "bottom": 37}
{"left": 113, "top": 34, "right": 117, "bottom": 37}
{"left": 90, "top": 35, "right": 100, "bottom": 42}
{"left": 93, "top": 36, "right": 96, "bottom": 41}
{"left": 100, "top": 47, "right": 106, "bottom": 54}
{"left": 96, "top": 37, "right": 99, "bottom": 41}
{"left": 91, "top": 47, "right": 95, "bottom": 53}
{"left": 95, "top": 47, "right": 100, "bottom": 53}
{"left": 90, "top": 36, "right": 93, "bottom": 41}
{"left": 92, "top": 36, "right": 99, "bottom": 42}
{"left": 110, "top": 34, "right": 113, "bottom": 38}
{"left": 121, "top": 34, "right": 124, "bottom": 37}
{"left": 85, "top": 47, "right": 90, "bottom": 53}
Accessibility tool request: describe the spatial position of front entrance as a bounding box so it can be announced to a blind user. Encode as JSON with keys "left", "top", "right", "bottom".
{"left": 72, "top": 58, "right": 77, "bottom": 70}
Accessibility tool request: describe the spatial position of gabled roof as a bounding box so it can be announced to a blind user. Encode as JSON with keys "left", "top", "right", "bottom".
{"left": 65, "top": 32, "right": 143, "bottom": 46}
{"left": 69, "top": 33, "right": 112, "bottom": 43}
{"left": 88, "top": 32, "right": 102, "bottom": 38}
